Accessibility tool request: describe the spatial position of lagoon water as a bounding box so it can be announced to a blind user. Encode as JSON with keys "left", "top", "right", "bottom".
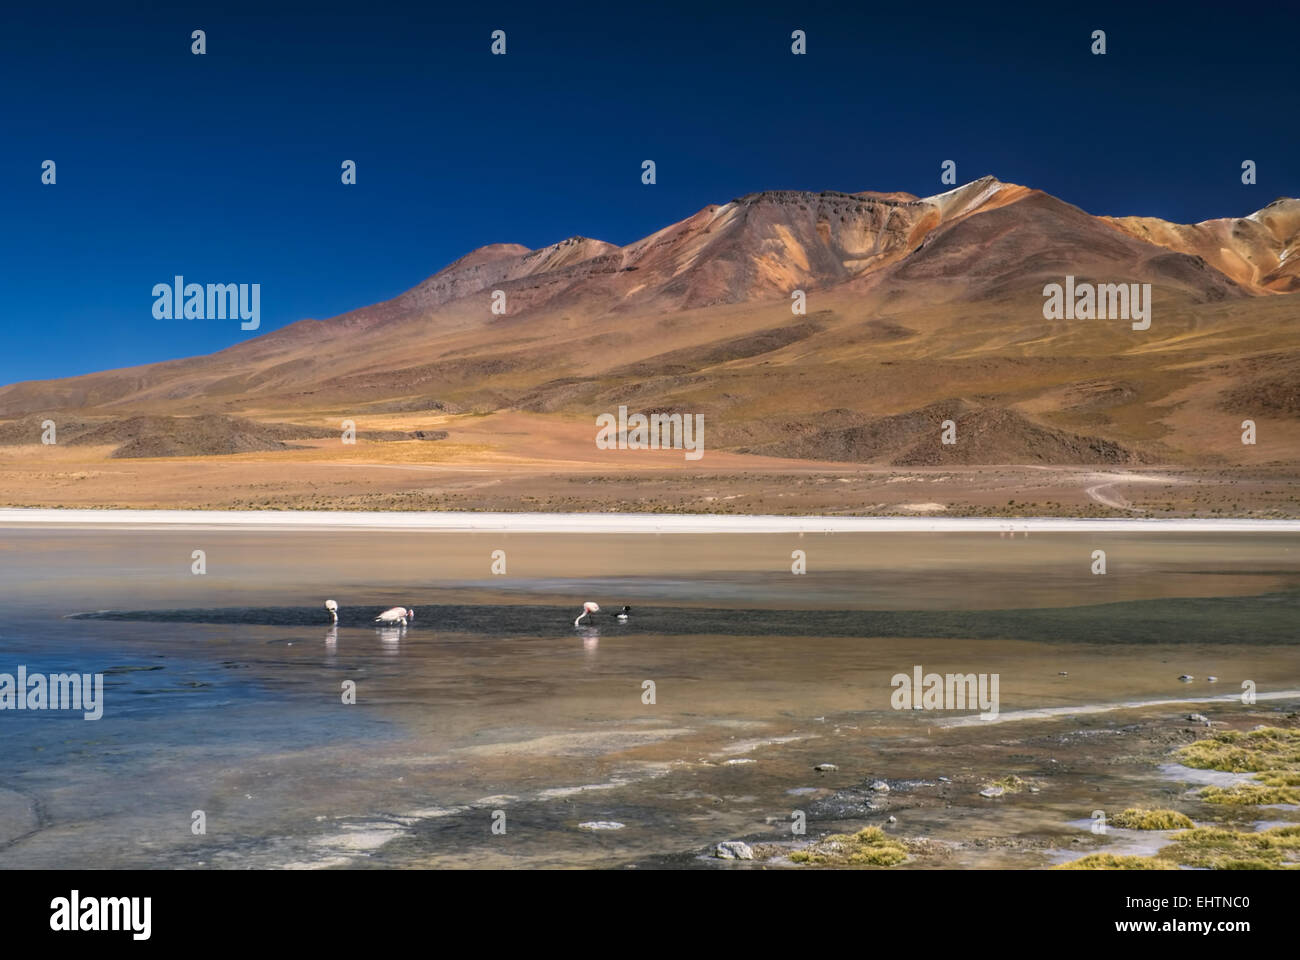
{"left": 1, "top": 523, "right": 1297, "bottom": 868}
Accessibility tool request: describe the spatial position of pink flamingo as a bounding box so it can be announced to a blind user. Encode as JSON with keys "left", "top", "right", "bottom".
{"left": 375, "top": 606, "right": 414, "bottom": 627}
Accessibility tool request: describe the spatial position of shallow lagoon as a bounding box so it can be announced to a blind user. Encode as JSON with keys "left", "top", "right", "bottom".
{"left": 1, "top": 524, "right": 1297, "bottom": 868}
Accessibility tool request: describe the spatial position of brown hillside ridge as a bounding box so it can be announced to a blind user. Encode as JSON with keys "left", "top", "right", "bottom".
{"left": 1, "top": 178, "right": 1297, "bottom": 516}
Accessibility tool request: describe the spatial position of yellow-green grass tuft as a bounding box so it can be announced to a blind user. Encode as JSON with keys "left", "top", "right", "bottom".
{"left": 1257, "top": 771, "right": 1300, "bottom": 787}
{"left": 982, "top": 775, "right": 1030, "bottom": 794}
{"left": 1178, "top": 727, "right": 1300, "bottom": 806}
{"left": 1110, "top": 808, "right": 1195, "bottom": 830}
{"left": 789, "top": 827, "right": 909, "bottom": 866}
{"left": 1154, "top": 825, "right": 1300, "bottom": 870}
{"left": 1058, "top": 826, "right": 1300, "bottom": 870}
{"left": 1055, "top": 853, "right": 1174, "bottom": 870}
{"left": 1199, "top": 783, "right": 1300, "bottom": 805}
{"left": 1176, "top": 727, "right": 1300, "bottom": 774}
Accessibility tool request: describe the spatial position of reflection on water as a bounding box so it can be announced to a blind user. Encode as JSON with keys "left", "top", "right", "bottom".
{"left": 577, "top": 626, "right": 600, "bottom": 658}
{"left": 0, "top": 526, "right": 1297, "bottom": 869}
{"left": 377, "top": 625, "right": 404, "bottom": 652}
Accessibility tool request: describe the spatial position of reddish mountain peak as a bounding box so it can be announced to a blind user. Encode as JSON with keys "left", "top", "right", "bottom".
{"left": 436, "top": 243, "right": 531, "bottom": 275}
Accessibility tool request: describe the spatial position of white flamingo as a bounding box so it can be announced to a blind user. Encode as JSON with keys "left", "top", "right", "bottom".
{"left": 574, "top": 601, "right": 599, "bottom": 626}
{"left": 325, "top": 599, "right": 339, "bottom": 623}
{"left": 375, "top": 606, "right": 414, "bottom": 627}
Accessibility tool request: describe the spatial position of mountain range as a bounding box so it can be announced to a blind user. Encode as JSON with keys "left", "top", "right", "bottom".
{"left": 2, "top": 177, "right": 1297, "bottom": 470}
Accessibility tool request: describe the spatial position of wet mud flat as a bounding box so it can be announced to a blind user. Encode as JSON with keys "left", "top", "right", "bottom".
{"left": 635, "top": 698, "right": 1300, "bottom": 870}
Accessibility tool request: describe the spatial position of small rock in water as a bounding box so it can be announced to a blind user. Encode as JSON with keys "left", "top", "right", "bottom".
{"left": 980, "top": 786, "right": 1005, "bottom": 798}
{"left": 1187, "top": 713, "right": 1209, "bottom": 723}
{"left": 1207, "top": 676, "right": 1219, "bottom": 683}
{"left": 1029, "top": 786, "right": 1041, "bottom": 793}
{"left": 869, "top": 780, "right": 890, "bottom": 792}
{"left": 814, "top": 763, "right": 838, "bottom": 772}
{"left": 714, "top": 841, "right": 754, "bottom": 860}
{"left": 938, "top": 776, "right": 952, "bottom": 783}
{"left": 578, "top": 821, "right": 625, "bottom": 831}
{"left": 1179, "top": 675, "right": 1194, "bottom": 682}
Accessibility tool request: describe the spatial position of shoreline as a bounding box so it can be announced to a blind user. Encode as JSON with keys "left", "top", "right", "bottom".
{"left": 3, "top": 507, "right": 1300, "bottom": 533}
{"left": 940, "top": 690, "right": 1300, "bottom": 727}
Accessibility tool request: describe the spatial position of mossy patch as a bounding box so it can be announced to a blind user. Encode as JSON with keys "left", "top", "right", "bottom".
{"left": 1155, "top": 825, "right": 1300, "bottom": 870}
{"left": 1199, "top": 783, "right": 1300, "bottom": 805}
{"left": 789, "top": 827, "right": 909, "bottom": 866}
{"left": 1059, "top": 825, "right": 1300, "bottom": 870}
{"left": 1056, "top": 853, "right": 1176, "bottom": 870}
{"left": 1176, "top": 727, "right": 1300, "bottom": 773}
{"left": 983, "top": 775, "right": 1031, "bottom": 794}
{"left": 1257, "top": 770, "right": 1300, "bottom": 787}
{"left": 1064, "top": 728, "right": 1300, "bottom": 869}
{"left": 1177, "top": 727, "right": 1300, "bottom": 806}
{"left": 1110, "top": 808, "right": 1195, "bottom": 830}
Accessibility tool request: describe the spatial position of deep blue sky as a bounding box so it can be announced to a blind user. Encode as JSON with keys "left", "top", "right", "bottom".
{"left": 1, "top": 0, "right": 1295, "bottom": 386}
